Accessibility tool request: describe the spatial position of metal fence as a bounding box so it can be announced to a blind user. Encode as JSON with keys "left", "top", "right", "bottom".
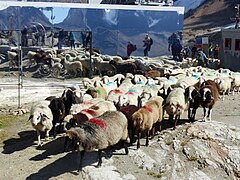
{"left": 0, "top": 28, "right": 93, "bottom": 108}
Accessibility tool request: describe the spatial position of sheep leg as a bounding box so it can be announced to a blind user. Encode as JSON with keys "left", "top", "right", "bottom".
{"left": 203, "top": 108, "right": 207, "bottom": 122}
{"left": 192, "top": 108, "right": 197, "bottom": 122}
{"left": 173, "top": 115, "right": 180, "bottom": 130}
{"left": 36, "top": 130, "right": 41, "bottom": 146}
{"left": 207, "top": 107, "right": 212, "bottom": 121}
{"left": 137, "top": 131, "right": 141, "bottom": 149}
{"left": 146, "top": 130, "right": 149, "bottom": 147}
{"left": 124, "top": 141, "right": 129, "bottom": 155}
{"left": 97, "top": 150, "right": 102, "bottom": 168}
{"left": 45, "top": 129, "right": 50, "bottom": 141}
{"left": 78, "top": 150, "right": 85, "bottom": 172}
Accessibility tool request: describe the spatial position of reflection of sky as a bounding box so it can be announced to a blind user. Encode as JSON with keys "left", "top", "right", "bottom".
{"left": 43, "top": 7, "right": 69, "bottom": 24}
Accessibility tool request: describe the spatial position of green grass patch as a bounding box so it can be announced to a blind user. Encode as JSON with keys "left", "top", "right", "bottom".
{"left": 188, "top": 155, "right": 198, "bottom": 161}
{"left": 147, "top": 171, "right": 162, "bottom": 178}
{"left": 0, "top": 115, "right": 18, "bottom": 129}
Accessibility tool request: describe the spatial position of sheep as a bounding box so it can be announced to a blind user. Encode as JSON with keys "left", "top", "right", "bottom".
{"left": 28, "top": 100, "right": 53, "bottom": 146}
{"left": 65, "top": 111, "right": 129, "bottom": 171}
{"left": 62, "top": 56, "right": 83, "bottom": 77}
{"left": 93, "top": 61, "right": 116, "bottom": 76}
{"left": 164, "top": 87, "right": 189, "bottom": 129}
{"left": 62, "top": 88, "right": 80, "bottom": 115}
{"left": 85, "top": 86, "right": 107, "bottom": 100}
{"left": 7, "top": 50, "right": 18, "bottom": 70}
{"left": 118, "top": 105, "right": 139, "bottom": 143}
{"left": 131, "top": 96, "right": 163, "bottom": 149}
{"left": 109, "top": 60, "right": 137, "bottom": 75}
{"left": 107, "top": 88, "right": 124, "bottom": 105}
{"left": 26, "top": 51, "right": 37, "bottom": 68}
{"left": 185, "top": 85, "right": 201, "bottom": 122}
{"left": 70, "top": 100, "right": 116, "bottom": 124}
{"left": 116, "top": 90, "right": 139, "bottom": 108}
{"left": 214, "top": 76, "right": 233, "bottom": 100}
{"left": 48, "top": 97, "right": 66, "bottom": 137}
{"left": 50, "top": 62, "right": 63, "bottom": 78}
{"left": 200, "top": 84, "right": 219, "bottom": 121}
{"left": 231, "top": 72, "right": 240, "bottom": 95}
{"left": 102, "top": 74, "right": 125, "bottom": 86}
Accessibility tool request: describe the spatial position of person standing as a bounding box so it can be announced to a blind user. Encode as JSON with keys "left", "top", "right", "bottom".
{"left": 168, "top": 33, "right": 182, "bottom": 61}
{"left": 58, "top": 29, "right": 64, "bottom": 49}
{"left": 69, "top": 31, "right": 75, "bottom": 49}
{"left": 191, "top": 44, "right": 197, "bottom": 59}
{"left": 213, "top": 44, "right": 220, "bottom": 59}
{"left": 143, "top": 34, "right": 152, "bottom": 57}
{"left": 21, "top": 26, "right": 28, "bottom": 47}
{"left": 127, "top": 41, "right": 136, "bottom": 57}
{"left": 208, "top": 43, "right": 213, "bottom": 58}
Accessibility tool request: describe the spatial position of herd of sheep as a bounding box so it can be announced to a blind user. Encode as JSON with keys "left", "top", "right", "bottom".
{"left": 5, "top": 47, "right": 220, "bottom": 78}
{"left": 27, "top": 62, "right": 240, "bottom": 171}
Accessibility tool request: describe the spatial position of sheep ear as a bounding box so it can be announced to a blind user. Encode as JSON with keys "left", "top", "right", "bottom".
{"left": 41, "top": 113, "right": 49, "bottom": 119}
{"left": 28, "top": 115, "right": 33, "bottom": 121}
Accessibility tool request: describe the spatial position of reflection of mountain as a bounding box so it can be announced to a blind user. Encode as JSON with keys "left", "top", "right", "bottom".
{"left": 58, "top": 8, "right": 183, "bottom": 56}
{"left": 0, "top": 6, "right": 183, "bottom": 56}
{"left": 0, "top": 7, "right": 51, "bottom": 30}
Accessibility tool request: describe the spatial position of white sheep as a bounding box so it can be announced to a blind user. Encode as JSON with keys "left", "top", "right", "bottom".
{"left": 164, "top": 87, "right": 189, "bottom": 129}
{"left": 26, "top": 51, "right": 37, "bottom": 68}
{"left": 63, "top": 56, "right": 83, "bottom": 77}
{"left": 28, "top": 100, "right": 53, "bottom": 146}
{"left": 7, "top": 51, "right": 18, "bottom": 70}
{"left": 214, "top": 76, "right": 233, "bottom": 100}
{"left": 230, "top": 72, "right": 240, "bottom": 95}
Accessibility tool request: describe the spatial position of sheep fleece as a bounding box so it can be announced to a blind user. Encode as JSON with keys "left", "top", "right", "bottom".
{"left": 66, "top": 111, "right": 129, "bottom": 152}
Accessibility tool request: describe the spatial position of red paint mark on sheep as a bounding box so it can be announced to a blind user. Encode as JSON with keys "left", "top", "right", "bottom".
{"left": 142, "top": 105, "right": 153, "bottom": 113}
{"left": 88, "top": 118, "right": 107, "bottom": 128}
{"left": 81, "top": 109, "right": 97, "bottom": 116}
{"left": 126, "top": 92, "right": 135, "bottom": 95}
{"left": 112, "top": 89, "right": 122, "bottom": 94}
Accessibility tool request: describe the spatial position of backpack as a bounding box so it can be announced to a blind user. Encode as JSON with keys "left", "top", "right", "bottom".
{"left": 132, "top": 44, "right": 137, "bottom": 51}
{"left": 149, "top": 37, "right": 153, "bottom": 45}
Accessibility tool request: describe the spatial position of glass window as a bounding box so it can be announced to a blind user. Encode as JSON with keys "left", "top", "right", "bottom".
{"left": 235, "top": 39, "right": 240, "bottom": 51}
{"left": 225, "top": 38, "right": 231, "bottom": 50}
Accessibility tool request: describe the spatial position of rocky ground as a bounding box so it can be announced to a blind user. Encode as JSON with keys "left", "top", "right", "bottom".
{"left": 0, "top": 75, "right": 240, "bottom": 180}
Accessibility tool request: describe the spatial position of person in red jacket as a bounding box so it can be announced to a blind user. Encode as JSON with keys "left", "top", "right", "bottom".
{"left": 213, "top": 44, "right": 220, "bottom": 59}
{"left": 127, "top": 41, "right": 136, "bottom": 57}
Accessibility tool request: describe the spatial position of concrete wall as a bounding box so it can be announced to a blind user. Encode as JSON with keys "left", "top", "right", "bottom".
{"left": 222, "top": 29, "right": 240, "bottom": 71}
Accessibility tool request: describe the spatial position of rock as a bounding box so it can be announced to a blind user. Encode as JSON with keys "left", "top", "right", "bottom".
{"left": 173, "top": 139, "right": 181, "bottom": 151}
{"left": 122, "top": 174, "right": 136, "bottom": 180}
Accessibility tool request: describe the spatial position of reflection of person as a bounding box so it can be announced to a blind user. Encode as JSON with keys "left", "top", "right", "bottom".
{"left": 143, "top": 34, "right": 152, "bottom": 56}
{"left": 81, "top": 31, "right": 86, "bottom": 48}
{"left": 127, "top": 41, "right": 134, "bottom": 56}
{"left": 69, "top": 31, "right": 75, "bottom": 49}
{"left": 21, "top": 26, "right": 28, "bottom": 47}
{"left": 58, "top": 29, "right": 64, "bottom": 49}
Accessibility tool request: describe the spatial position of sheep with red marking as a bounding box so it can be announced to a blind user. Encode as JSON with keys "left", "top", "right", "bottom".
{"left": 65, "top": 111, "right": 130, "bottom": 171}
{"left": 68, "top": 100, "right": 116, "bottom": 127}
{"left": 131, "top": 96, "right": 164, "bottom": 149}
{"left": 200, "top": 83, "right": 219, "bottom": 121}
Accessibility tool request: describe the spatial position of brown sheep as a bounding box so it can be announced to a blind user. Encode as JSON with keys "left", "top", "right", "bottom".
{"left": 131, "top": 96, "right": 163, "bottom": 149}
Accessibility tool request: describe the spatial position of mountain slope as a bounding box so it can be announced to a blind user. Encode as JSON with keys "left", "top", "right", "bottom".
{"left": 184, "top": 0, "right": 239, "bottom": 30}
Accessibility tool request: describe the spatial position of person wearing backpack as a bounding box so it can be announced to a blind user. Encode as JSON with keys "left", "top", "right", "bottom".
{"left": 127, "top": 41, "right": 136, "bottom": 57}
{"left": 143, "top": 34, "right": 153, "bottom": 57}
